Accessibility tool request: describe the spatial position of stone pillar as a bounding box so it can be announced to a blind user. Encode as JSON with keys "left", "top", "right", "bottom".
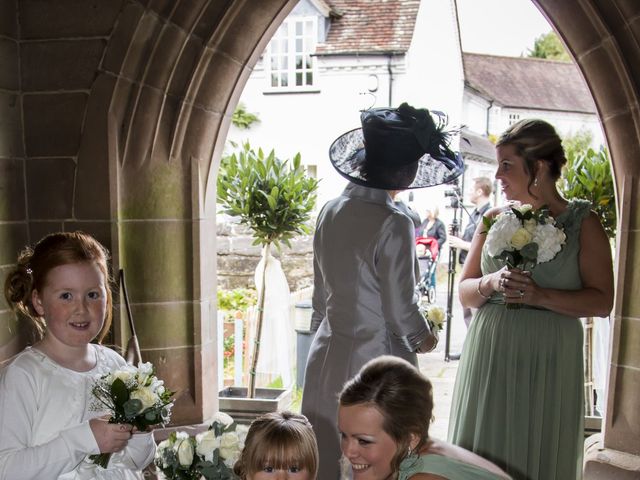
{"left": 584, "top": 176, "right": 640, "bottom": 478}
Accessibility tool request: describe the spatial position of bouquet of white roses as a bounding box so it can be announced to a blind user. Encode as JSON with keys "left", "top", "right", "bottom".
{"left": 421, "top": 305, "right": 445, "bottom": 333}
{"left": 483, "top": 204, "right": 566, "bottom": 307}
{"left": 155, "top": 412, "right": 248, "bottom": 480}
{"left": 90, "top": 362, "right": 174, "bottom": 468}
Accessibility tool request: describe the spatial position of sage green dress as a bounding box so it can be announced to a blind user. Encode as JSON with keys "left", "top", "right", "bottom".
{"left": 448, "top": 200, "right": 591, "bottom": 480}
{"left": 399, "top": 454, "right": 508, "bottom": 479}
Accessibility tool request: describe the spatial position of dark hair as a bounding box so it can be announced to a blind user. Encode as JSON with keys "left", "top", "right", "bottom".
{"left": 473, "top": 176, "right": 493, "bottom": 197}
{"left": 233, "top": 411, "right": 318, "bottom": 479}
{"left": 3, "top": 231, "right": 113, "bottom": 343}
{"left": 339, "top": 356, "right": 434, "bottom": 473}
{"left": 496, "top": 119, "right": 567, "bottom": 195}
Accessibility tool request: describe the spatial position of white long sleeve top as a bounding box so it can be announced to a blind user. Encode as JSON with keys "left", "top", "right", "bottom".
{"left": 0, "top": 345, "right": 156, "bottom": 480}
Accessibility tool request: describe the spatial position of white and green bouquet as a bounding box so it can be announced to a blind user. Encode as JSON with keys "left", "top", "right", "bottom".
{"left": 421, "top": 305, "right": 445, "bottom": 333}
{"left": 484, "top": 203, "right": 566, "bottom": 308}
{"left": 155, "top": 412, "right": 248, "bottom": 480}
{"left": 90, "top": 362, "right": 175, "bottom": 468}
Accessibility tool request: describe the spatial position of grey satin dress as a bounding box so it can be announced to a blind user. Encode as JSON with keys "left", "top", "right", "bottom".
{"left": 301, "top": 183, "right": 431, "bottom": 479}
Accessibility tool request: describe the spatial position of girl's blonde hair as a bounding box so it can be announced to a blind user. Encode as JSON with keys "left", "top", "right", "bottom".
{"left": 3, "top": 231, "right": 113, "bottom": 343}
{"left": 233, "top": 411, "right": 318, "bottom": 479}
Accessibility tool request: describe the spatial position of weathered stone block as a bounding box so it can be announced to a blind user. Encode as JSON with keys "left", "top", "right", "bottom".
{"left": 0, "top": 0, "right": 17, "bottom": 38}
{"left": 62, "top": 221, "right": 113, "bottom": 255}
{"left": 0, "top": 222, "right": 28, "bottom": 266}
{"left": 168, "top": 35, "right": 202, "bottom": 98}
{"left": 0, "top": 38, "right": 18, "bottom": 90}
{"left": 146, "top": 23, "right": 187, "bottom": 92}
{"left": 23, "top": 93, "right": 87, "bottom": 157}
{"left": 126, "top": 302, "right": 195, "bottom": 350}
{"left": 26, "top": 158, "right": 76, "bottom": 219}
{"left": 0, "top": 91, "right": 23, "bottom": 157}
{"left": 21, "top": 39, "right": 105, "bottom": 91}
{"left": 193, "top": 50, "right": 242, "bottom": 113}
{"left": 28, "top": 221, "right": 64, "bottom": 245}
{"left": 102, "top": 2, "right": 144, "bottom": 75}
{"left": 0, "top": 158, "right": 26, "bottom": 221}
{"left": 120, "top": 11, "right": 163, "bottom": 83}
{"left": 19, "top": 0, "right": 125, "bottom": 39}
{"left": 119, "top": 220, "right": 193, "bottom": 303}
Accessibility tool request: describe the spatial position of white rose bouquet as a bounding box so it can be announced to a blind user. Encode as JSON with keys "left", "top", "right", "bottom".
{"left": 483, "top": 204, "right": 566, "bottom": 308}
{"left": 155, "top": 412, "right": 248, "bottom": 480}
{"left": 421, "top": 305, "right": 445, "bottom": 333}
{"left": 90, "top": 362, "right": 175, "bottom": 468}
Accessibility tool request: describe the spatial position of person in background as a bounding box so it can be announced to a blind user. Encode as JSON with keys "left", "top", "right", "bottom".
{"left": 448, "top": 177, "right": 493, "bottom": 327}
{"left": 339, "top": 356, "right": 510, "bottom": 479}
{"left": 301, "top": 103, "right": 463, "bottom": 479}
{"left": 417, "top": 207, "right": 447, "bottom": 290}
{"left": 448, "top": 119, "right": 614, "bottom": 479}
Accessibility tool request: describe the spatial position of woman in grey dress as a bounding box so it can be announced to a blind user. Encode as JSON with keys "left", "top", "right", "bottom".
{"left": 301, "top": 103, "right": 464, "bottom": 479}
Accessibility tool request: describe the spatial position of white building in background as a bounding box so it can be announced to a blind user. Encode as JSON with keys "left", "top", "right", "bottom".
{"left": 226, "top": 0, "right": 605, "bottom": 261}
{"left": 226, "top": 0, "right": 465, "bottom": 221}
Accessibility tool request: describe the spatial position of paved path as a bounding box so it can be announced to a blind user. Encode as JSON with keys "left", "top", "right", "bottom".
{"left": 417, "top": 275, "right": 468, "bottom": 441}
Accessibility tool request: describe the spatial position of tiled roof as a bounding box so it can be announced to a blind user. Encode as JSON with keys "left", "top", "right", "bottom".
{"left": 463, "top": 53, "right": 597, "bottom": 114}
{"left": 315, "top": 0, "right": 421, "bottom": 55}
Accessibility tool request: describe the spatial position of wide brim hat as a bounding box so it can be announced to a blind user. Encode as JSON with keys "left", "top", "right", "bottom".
{"left": 329, "top": 103, "right": 464, "bottom": 190}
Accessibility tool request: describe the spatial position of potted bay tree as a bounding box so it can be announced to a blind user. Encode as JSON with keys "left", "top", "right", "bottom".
{"left": 216, "top": 141, "right": 318, "bottom": 419}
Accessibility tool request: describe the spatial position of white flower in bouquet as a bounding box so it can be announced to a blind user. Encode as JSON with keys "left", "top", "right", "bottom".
{"left": 175, "top": 432, "right": 195, "bottom": 468}
{"left": 219, "top": 431, "right": 243, "bottom": 465}
{"left": 426, "top": 306, "right": 445, "bottom": 331}
{"left": 130, "top": 385, "right": 159, "bottom": 411}
{"left": 534, "top": 222, "right": 567, "bottom": 262}
{"left": 196, "top": 430, "right": 222, "bottom": 463}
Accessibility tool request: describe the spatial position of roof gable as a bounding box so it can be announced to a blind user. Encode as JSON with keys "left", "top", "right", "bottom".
{"left": 463, "top": 53, "right": 597, "bottom": 114}
{"left": 315, "top": 0, "right": 421, "bottom": 55}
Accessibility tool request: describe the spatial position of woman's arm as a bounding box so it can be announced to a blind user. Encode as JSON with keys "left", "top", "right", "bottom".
{"left": 378, "top": 213, "right": 437, "bottom": 352}
{"left": 458, "top": 208, "right": 505, "bottom": 308}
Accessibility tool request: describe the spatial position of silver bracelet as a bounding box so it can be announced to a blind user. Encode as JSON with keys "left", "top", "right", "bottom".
{"left": 476, "top": 277, "right": 492, "bottom": 299}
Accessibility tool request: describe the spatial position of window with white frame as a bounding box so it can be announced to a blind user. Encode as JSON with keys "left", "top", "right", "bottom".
{"left": 508, "top": 113, "right": 521, "bottom": 125}
{"left": 268, "top": 17, "right": 317, "bottom": 90}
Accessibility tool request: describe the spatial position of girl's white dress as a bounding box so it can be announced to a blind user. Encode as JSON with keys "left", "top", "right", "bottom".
{"left": 0, "top": 344, "right": 156, "bottom": 479}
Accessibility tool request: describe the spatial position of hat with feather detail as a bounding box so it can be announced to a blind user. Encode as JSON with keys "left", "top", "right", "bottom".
{"left": 329, "top": 103, "right": 464, "bottom": 190}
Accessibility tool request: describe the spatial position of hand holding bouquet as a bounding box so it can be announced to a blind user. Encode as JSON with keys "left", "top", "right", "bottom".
{"left": 90, "top": 362, "right": 174, "bottom": 468}
{"left": 155, "top": 412, "right": 248, "bottom": 480}
{"left": 483, "top": 204, "right": 566, "bottom": 308}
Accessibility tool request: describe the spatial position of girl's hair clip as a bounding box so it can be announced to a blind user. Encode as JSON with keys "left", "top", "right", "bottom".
{"left": 26, "top": 266, "right": 33, "bottom": 275}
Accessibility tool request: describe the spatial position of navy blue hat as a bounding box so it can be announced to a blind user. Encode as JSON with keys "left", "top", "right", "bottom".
{"left": 329, "top": 103, "right": 464, "bottom": 189}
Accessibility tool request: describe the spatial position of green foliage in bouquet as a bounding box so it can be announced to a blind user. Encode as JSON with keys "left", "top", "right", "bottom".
{"left": 217, "top": 141, "right": 319, "bottom": 249}
{"left": 558, "top": 144, "right": 616, "bottom": 239}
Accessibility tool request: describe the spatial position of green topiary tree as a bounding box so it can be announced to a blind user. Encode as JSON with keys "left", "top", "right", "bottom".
{"left": 217, "top": 141, "right": 319, "bottom": 397}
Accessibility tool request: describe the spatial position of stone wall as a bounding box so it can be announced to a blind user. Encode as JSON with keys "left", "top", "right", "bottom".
{"left": 216, "top": 219, "right": 314, "bottom": 292}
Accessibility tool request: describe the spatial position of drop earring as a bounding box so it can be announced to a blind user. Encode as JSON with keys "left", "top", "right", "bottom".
{"left": 534, "top": 177, "right": 538, "bottom": 187}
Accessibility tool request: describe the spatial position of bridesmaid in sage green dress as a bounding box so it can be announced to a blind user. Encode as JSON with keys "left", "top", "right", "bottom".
{"left": 448, "top": 119, "right": 614, "bottom": 480}
{"left": 339, "top": 356, "right": 510, "bottom": 480}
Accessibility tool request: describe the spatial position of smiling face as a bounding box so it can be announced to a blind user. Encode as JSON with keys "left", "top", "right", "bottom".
{"left": 339, "top": 403, "right": 398, "bottom": 480}
{"left": 32, "top": 261, "right": 107, "bottom": 352}
{"left": 495, "top": 143, "right": 536, "bottom": 203}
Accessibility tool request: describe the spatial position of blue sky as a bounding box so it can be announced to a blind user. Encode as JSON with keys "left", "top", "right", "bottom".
{"left": 457, "top": 0, "right": 553, "bottom": 57}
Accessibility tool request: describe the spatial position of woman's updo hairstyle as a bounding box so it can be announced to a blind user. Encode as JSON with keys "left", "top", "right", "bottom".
{"left": 3, "top": 231, "right": 113, "bottom": 343}
{"left": 496, "top": 118, "right": 567, "bottom": 191}
{"left": 339, "top": 355, "right": 434, "bottom": 473}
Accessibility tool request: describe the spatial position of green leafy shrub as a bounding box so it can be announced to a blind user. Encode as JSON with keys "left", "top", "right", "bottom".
{"left": 558, "top": 145, "right": 616, "bottom": 239}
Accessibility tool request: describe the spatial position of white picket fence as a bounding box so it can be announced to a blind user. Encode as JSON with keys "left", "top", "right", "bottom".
{"left": 217, "top": 287, "right": 313, "bottom": 390}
